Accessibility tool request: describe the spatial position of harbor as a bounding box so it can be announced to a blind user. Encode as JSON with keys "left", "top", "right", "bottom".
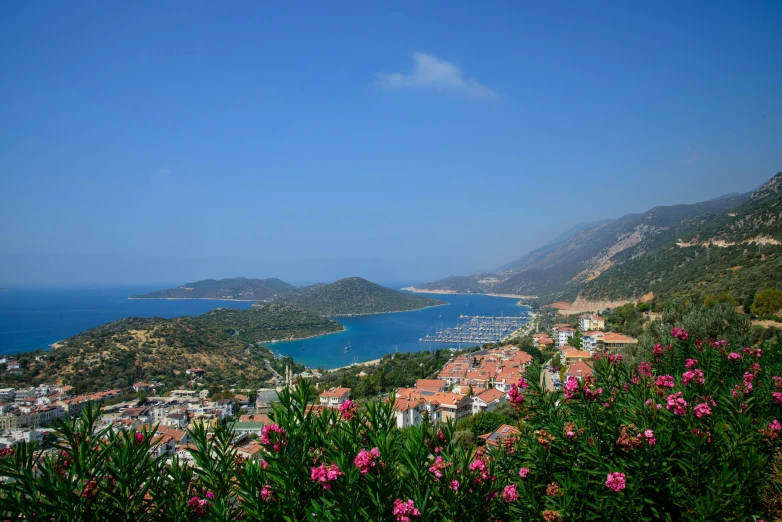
{"left": 420, "top": 312, "right": 532, "bottom": 345}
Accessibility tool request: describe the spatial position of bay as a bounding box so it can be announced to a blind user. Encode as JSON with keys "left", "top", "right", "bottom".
{"left": 0, "top": 286, "right": 529, "bottom": 370}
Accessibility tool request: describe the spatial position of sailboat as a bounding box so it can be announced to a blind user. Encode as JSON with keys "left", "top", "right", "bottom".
{"left": 301, "top": 344, "right": 305, "bottom": 351}
{"left": 344, "top": 338, "right": 351, "bottom": 353}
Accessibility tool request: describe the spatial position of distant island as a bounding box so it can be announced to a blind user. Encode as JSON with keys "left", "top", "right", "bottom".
{"left": 0, "top": 286, "right": 6, "bottom": 291}
{"left": 132, "top": 276, "right": 444, "bottom": 316}
{"left": 0, "top": 304, "right": 343, "bottom": 393}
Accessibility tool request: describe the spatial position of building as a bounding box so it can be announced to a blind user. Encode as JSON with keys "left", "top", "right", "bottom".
{"left": 393, "top": 389, "right": 472, "bottom": 428}
{"left": 565, "top": 360, "right": 594, "bottom": 381}
{"left": 471, "top": 388, "right": 507, "bottom": 414}
{"left": 185, "top": 368, "right": 205, "bottom": 377}
{"left": 415, "top": 379, "right": 448, "bottom": 393}
{"left": 601, "top": 332, "right": 639, "bottom": 352}
{"left": 579, "top": 314, "right": 606, "bottom": 332}
{"left": 5, "top": 361, "right": 22, "bottom": 376}
{"left": 559, "top": 347, "right": 593, "bottom": 366}
{"left": 532, "top": 334, "right": 554, "bottom": 348}
{"left": 233, "top": 414, "right": 271, "bottom": 436}
{"left": 479, "top": 424, "right": 521, "bottom": 447}
{"left": 319, "top": 387, "right": 351, "bottom": 408}
{"left": 581, "top": 331, "right": 604, "bottom": 352}
{"left": 170, "top": 389, "right": 198, "bottom": 399}
{"left": 133, "top": 382, "right": 151, "bottom": 393}
{"left": 556, "top": 328, "right": 576, "bottom": 347}
{"left": 235, "top": 440, "right": 264, "bottom": 462}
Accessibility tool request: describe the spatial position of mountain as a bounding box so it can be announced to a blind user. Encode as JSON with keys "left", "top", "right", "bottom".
{"left": 130, "top": 277, "right": 300, "bottom": 301}
{"left": 289, "top": 277, "right": 444, "bottom": 316}
{"left": 0, "top": 305, "right": 343, "bottom": 393}
{"left": 579, "top": 172, "right": 782, "bottom": 304}
{"left": 412, "top": 184, "right": 755, "bottom": 301}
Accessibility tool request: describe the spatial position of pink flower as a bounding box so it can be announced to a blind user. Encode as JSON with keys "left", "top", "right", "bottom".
{"left": 260, "top": 485, "right": 273, "bottom": 502}
{"left": 354, "top": 447, "right": 381, "bottom": 475}
{"left": 605, "top": 472, "right": 626, "bottom": 492}
{"left": 641, "top": 429, "right": 656, "bottom": 445}
{"left": 339, "top": 399, "right": 358, "bottom": 420}
{"left": 260, "top": 424, "right": 287, "bottom": 452}
{"left": 772, "top": 392, "right": 782, "bottom": 403}
{"left": 671, "top": 327, "right": 689, "bottom": 340}
{"left": 310, "top": 463, "right": 342, "bottom": 490}
{"left": 685, "top": 358, "right": 698, "bottom": 369}
{"left": 653, "top": 344, "right": 663, "bottom": 357}
{"left": 503, "top": 484, "right": 519, "bottom": 503}
{"left": 392, "top": 499, "right": 421, "bottom": 522}
{"left": 428, "top": 455, "right": 448, "bottom": 479}
{"left": 682, "top": 369, "right": 705, "bottom": 386}
{"left": 134, "top": 432, "right": 145, "bottom": 444}
{"left": 728, "top": 352, "right": 741, "bottom": 360}
{"left": 608, "top": 354, "right": 623, "bottom": 364}
{"left": 519, "top": 467, "right": 530, "bottom": 478}
{"left": 563, "top": 376, "right": 580, "bottom": 399}
{"left": 693, "top": 403, "right": 712, "bottom": 418}
{"left": 450, "top": 480, "right": 459, "bottom": 491}
{"left": 743, "top": 347, "right": 763, "bottom": 358}
{"left": 205, "top": 491, "right": 214, "bottom": 500}
{"left": 507, "top": 384, "right": 525, "bottom": 405}
{"left": 637, "top": 362, "right": 653, "bottom": 377}
{"left": 656, "top": 375, "right": 675, "bottom": 388}
{"left": 187, "top": 496, "right": 210, "bottom": 517}
{"left": 666, "top": 392, "right": 688, "bottom": 416}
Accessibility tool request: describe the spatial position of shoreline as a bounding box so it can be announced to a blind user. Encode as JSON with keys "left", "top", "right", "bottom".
{"left": 325, "top": 357, "right": 383, "bottom": 373}
{"left": 402, "top": 287, "right": 538, "bottom": 301}
{"left": 129, "top": 297, "right": 260, "bottom": 302}
{"left": 265, "top": 326, "right": 346, "bottom": 344}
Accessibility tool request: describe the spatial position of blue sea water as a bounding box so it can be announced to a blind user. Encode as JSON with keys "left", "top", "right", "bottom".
{"left": 0, "top": 286, "right": 528, "bottom": 369}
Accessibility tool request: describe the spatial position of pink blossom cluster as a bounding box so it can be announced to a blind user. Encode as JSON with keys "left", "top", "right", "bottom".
{"left": 693, "top": 403, "right": 712, "bottom": 418}
{"left": 653, "top": 344, "right": 664, "bottom": 357}
{"left": 645, "top": 398, "right": 662, "bottom": 410}
{"left": 671, "top": 327, "right": 689, "bottom": 340}
{"left": 608, "top": 354, "right": 623, "bottom": 364}
{"left": 733, "top": 372, "right": 755, "bottom": 397}
{"left": 519, "top": 467, "right": 530, "bottom": 478}
{"left": 310, "top": 463, "right": 342, "bottom": 490}
{"left": 260, "top": 485, "right": 274, "bottom": 502}
{"left": 743, "top": 347, "right": 763, "bottom": 358}
{"left": 749, "top": 362, "right": 762, "bottom": 374}
{"left": 682, "top": 369, "right": 705, "bottom": 386}
{"left": 666, "top": 392, "right": 688, "bottom": 416}
{"left": 260, "top": 424, "right": 287, "bottom": 453}
{"left": 134, "top": 432, "right": 145, "bottom": 444}
{"left": 563, "top": 376, "right": 580, "bottom": 399}
{"left": 503, "top": 484, "right": 519, "bottom": 503}
{"left": 428, "top": 455, "right": 449, "bottom": 479}
{"left": 338, "top": 399, "right": 358, "bottom": 420}
{"left": 449, "top": 480, "right": 459, "bottom": 491}
{"left": 187, "top": 492, "right": 213, "bottom": 518}
{"left": 582, "top": 376, "right": 603, "bottom": 400}
{"left": 507, "top": 380, "right": 526, "bottom": 405}
{"left": 392, "top": 499, "right": 421, "bottom": 522}
{"left": 656, "top": 375, "right": 675, "bottom": 388}
{"left": 685, "top": 358, "right": 698, "bottom": 369}
{"left": 354, "top": 447, "right": 381, "bottom": 475}
{"left": 772, "top": 392, "right": 782, "bottom": 403}
{"left": 637, "top": 361, "right": 653, "bottom": 377}
{"left": 605, "top": 472, "right": 627, "bottom": 492}
{"left": 638, "top": 429, "right": 656, "bottom": 445}
{"left": 760, "top": 420, "right": 782, "bottom": 442}
{"left": 728, "top": 352, "right": 741, "bottom": 360}
{"left": 469, "top": 455, "right": 492, "bottom": 482}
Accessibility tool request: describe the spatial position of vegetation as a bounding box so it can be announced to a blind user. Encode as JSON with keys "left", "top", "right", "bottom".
{"left": 0, "top": 305, "right": 342, "bottom": 393}
{"left": 316, "top": 348, "right": 477, "bottom": 399}
{"left": 131, "top": 277, "right": 300, "bottom": 301}
{"left": 2, "top": 306, "right": 782, "bottom": 520}
{"left": 752, "top": 288, "right": 782, "bottom": 317}
{"left": 289, "top": 277, "right": 444, "bottom": 316}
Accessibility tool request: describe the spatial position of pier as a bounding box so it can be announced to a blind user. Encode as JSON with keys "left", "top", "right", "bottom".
{"left": 420, "top": 313, "right": 530, "bottom": 345}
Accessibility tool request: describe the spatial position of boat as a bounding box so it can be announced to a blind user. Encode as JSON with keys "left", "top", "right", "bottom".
{"left": 345, "top": 338, "right": 351, "bottom": 351}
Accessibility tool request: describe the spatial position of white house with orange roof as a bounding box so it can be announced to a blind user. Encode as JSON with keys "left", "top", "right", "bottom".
{"left": 492, "top": 368, "right": 525, "bottom": 393}
{"left": 471, "top": 388, "right": 507, "bottom": 414}
{"left": 235, "top": 439, "right": 264, "bottom": 462}
{"left": 565, "top": 360, "right": 594, "bottom": 381}
{"left": 601, "top": 332, "right": 638, "bottom": 352}
{"left": 319, "top": 387, "right": 351, "bottom": 407}
{"left": 393, "top": 388, "right": 472, "bottom": 427}
{"left": 559, "top": 347, "right": 593, "bottom": 366}
{"left": 555, "top": 327, "right": 576, "bottom": 347}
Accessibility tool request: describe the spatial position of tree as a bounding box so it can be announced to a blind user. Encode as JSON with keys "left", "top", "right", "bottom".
{"left": 751, "top": 288, "right": 782, "bottom": 317}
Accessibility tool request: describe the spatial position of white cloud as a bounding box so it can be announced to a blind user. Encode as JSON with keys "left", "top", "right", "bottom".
{"left": 374, "top": 52, "right": 499, "bottom": 100}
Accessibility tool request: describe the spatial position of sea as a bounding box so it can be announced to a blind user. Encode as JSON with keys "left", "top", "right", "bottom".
{"left": 0, "top": 285, "right": 529, "bottom": 369}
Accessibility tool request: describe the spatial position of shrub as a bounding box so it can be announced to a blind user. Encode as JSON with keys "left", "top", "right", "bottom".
{"left": 1, "top": 325, "right": 781, "bottom": 520}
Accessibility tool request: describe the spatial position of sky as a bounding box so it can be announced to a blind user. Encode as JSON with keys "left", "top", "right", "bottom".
{"left": 1, "top": 1, "right": 781, "bottom": 286}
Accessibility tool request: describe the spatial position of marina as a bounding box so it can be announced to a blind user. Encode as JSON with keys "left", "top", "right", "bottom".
{"left": 420, "top": 313, "right": 531, "bottom": 344}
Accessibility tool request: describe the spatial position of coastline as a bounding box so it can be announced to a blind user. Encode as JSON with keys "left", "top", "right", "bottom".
{"left": 129, "top": 297, "right": 260, "bottom": 302}
{"left": 402, "top": 287, "right": 538, "bottom": 301}
{"left": 265, "top": 326, "right": 346, "bottom": 344}
{"left": 325, "top": 357, "right": 383, "bottom": 373}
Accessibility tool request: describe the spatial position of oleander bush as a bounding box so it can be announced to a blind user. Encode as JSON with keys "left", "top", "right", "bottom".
{"left": 2, "top": 320, "right": 782, "bottom": 521}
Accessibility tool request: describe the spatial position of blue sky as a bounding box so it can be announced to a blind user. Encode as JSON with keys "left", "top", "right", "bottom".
{"left": 1, "top": 1, "right": 781, "bottom": 286}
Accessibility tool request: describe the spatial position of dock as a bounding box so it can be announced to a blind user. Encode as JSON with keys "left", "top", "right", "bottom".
{"left": 420, "top": 313, "right": 530, "bottom": 345}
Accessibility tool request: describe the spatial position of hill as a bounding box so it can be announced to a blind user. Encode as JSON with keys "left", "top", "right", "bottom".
{"left": 413, "top": 191, "right": 749, "bottom": 300}
{"left": 290, "top": 277, "right": 444, "bottom": 316}
{"left": 0, "top": 305, "right": 343, "bottom": 393}
{"left": 579, "top": 172, "right": 782, "bottom": 304}
{"left": 130, "top": 277, "right": 300, "bottom": 301}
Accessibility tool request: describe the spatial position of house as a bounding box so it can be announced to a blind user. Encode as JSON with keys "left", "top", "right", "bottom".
{"left": 149, "top": 434, "right": 176, "bottom": 457}
{"left": 5, "top": 361, "right": 22, "bottom": 376}
{"left": 319, "top": 387, "right": 351, "bottom": 408}
{"left": 185, "top": 368, "right": 205, "bottom": 377}
{"left": 133, "top": 382, "right": 151, "bottom": 393}
{"left": 601, "top": 332, "right": 639, "bottom": 353}
{"left": 0, "top": 388, "right": 15, "bottom": 402}
{"left": 493, "top": 369, "right": 525, "bottom": 393}
{"left": 471, "top": 388, "right": 507, "bottom": 414}
{"left": 438, "top": 363, "right": 468, "bottom": 385}
{"left": 393, "top": 389, "right": 472, "bottom": 427}
{"left": 479, "top": 424, "right": 521, "bottom": 447}
{"left": 559, "top": 347, "right": 593, "bottom": 366}
{"left": 579, "top": 314, "right": 606, "bottom": 332}
{"left": 415, "top": 379, "right": 448, "bottom": 393}
{"left": 393, "top": 398, "right": 422, "bottom": 428}
{"left": 233, "top": 414, "right": 271, "bottom": 436}
{"left": 170, "top": 389, "right": 198, "bottom": 399}
{"left": 556, "top": 328, "right": 576, "bottom": 347}
{"left": 235, "top": 440, "right": 264, "bottom": 462}
{"left": 581, "top": 331, "right": 604, "bottom": 352}
{"left": 532, "top": 334, "right": 554, "bottom": 348}
{"left": 565, "top": 360, "right": 594, "bottom": 381}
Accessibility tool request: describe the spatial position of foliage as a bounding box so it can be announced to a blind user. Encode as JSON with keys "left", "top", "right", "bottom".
{"left": 455, "top": 411, "right": 513, "bottom": 438}
{"left": 752, "top": 288, "right": 782, "bottom": 317}
{"left": 2, "top": 308, "right": 782, "bottom": 520}
{"left": 132, "top": 277, "right": 300, "bottom": 301}
{"left": 0, "top": 305, "right": 342, "bottom": 393}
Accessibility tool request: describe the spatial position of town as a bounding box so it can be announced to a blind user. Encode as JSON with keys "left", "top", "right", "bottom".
{"left": 0, "top": 312, "right": 638, "bottom": 456}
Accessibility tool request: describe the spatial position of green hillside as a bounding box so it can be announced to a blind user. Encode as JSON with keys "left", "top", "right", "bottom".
{"left": 580, "top": 172, "right": 782, "bottom": 303}
{"left": 0, "top": 305, "right": 343, "bottom": 393}
{"left": 290, "top": 277, "right": 444, "bottom": 316}
{"left": 130, "top": 277, "right": 300, "bottom": 301}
